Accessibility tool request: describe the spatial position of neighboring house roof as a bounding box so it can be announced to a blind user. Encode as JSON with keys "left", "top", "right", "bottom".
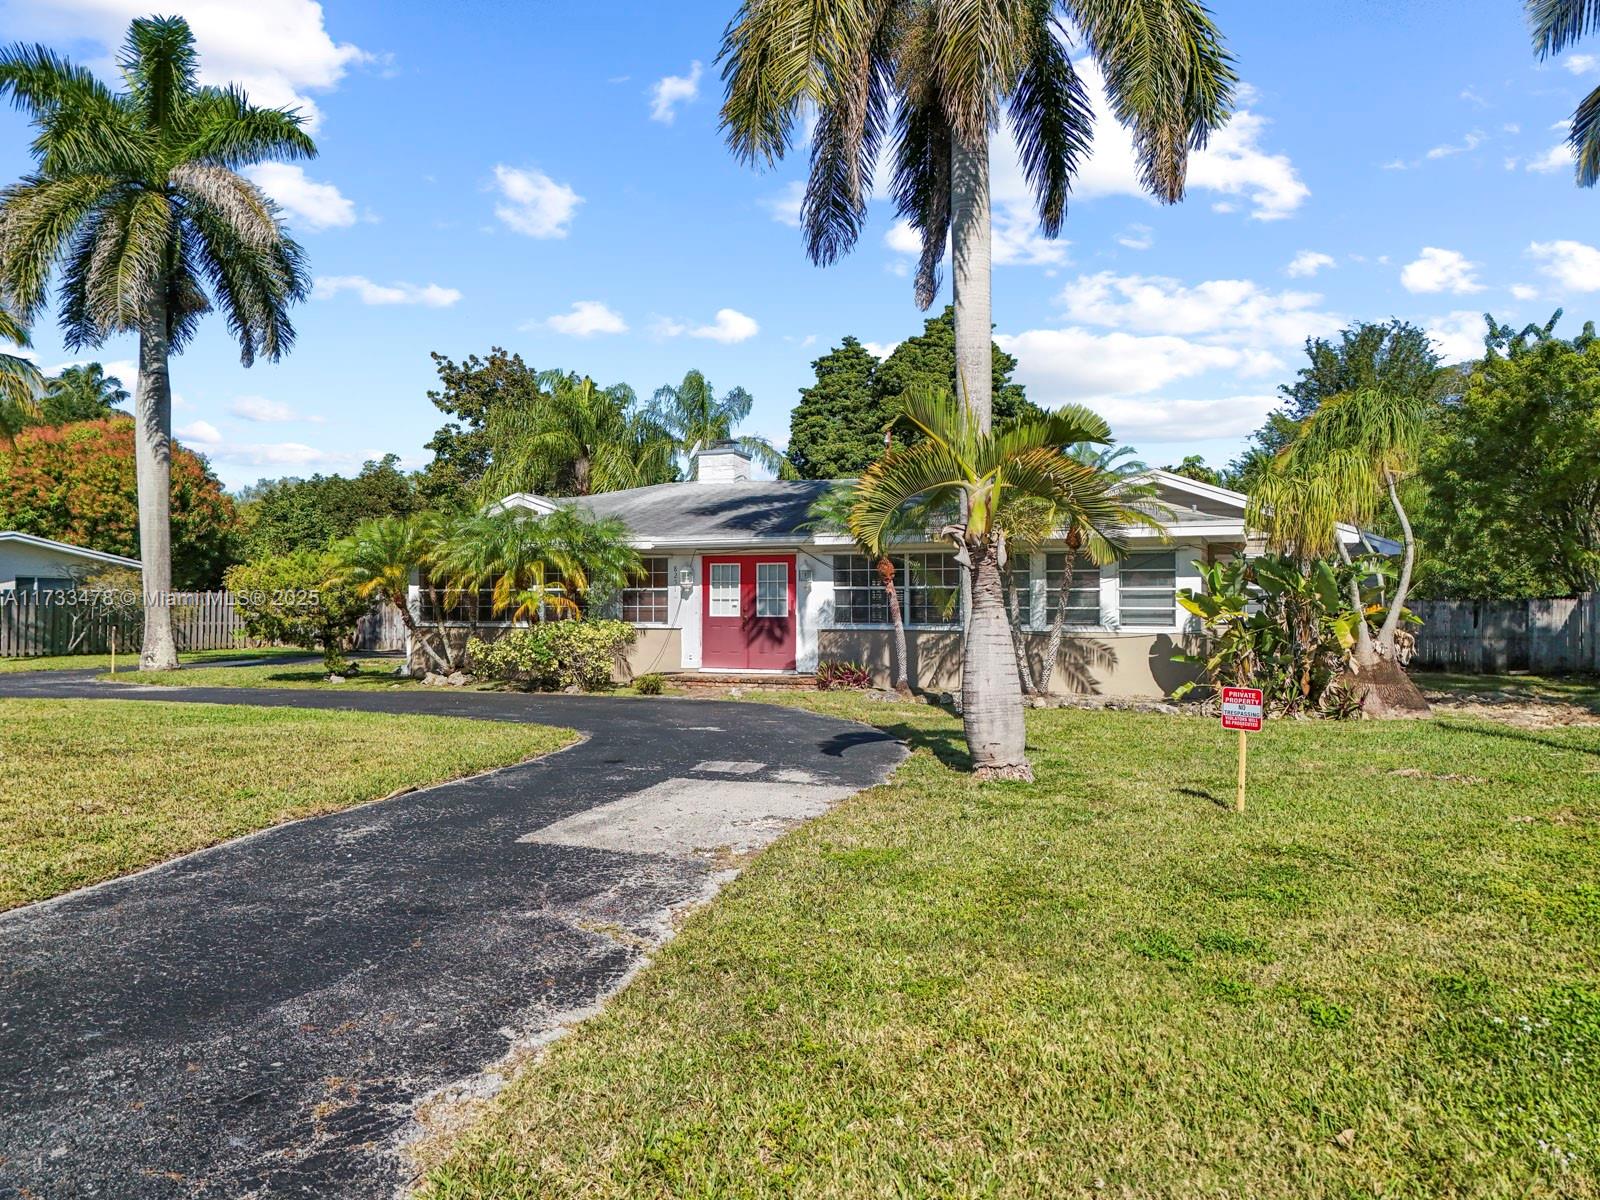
{"left": 494, "top": 469, "right": 1402, "bottom": 555}
{"left": 0, "top": 532, "right": 141, "bottom": 570}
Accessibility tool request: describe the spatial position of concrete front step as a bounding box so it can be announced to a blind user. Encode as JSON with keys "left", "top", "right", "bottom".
{"left": 664, "top": 672, "right": 819, "bottom": 690}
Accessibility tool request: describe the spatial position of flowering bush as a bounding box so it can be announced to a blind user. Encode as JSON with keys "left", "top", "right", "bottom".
{"left": 816, "top": 659, "right": 871, "bottom": 690}
{"left": 468, "top": 620, "right": 635, "bottom": 691}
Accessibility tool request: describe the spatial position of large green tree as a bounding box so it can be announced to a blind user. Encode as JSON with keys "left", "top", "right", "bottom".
{"left": 420, "top": 347, "right": 544, "bottom": 506}
{"left": 39, "top": 362, "right": 129, "bottom": 425}
{"left": 239, "top": 454, "right": 419, "bottom": 559}
{"left": 788, "top": 336, "right": 883, "bottom": 479}
{"left": 1419, "top": 313, "right": 1600, "bottom": 597}
{"left": 1528, "top": 0, "right": 1600, "bottom": 185}
{"left": 876, "top": 306, "right": 1037, "bottom": 429}
{"left": 651, "top": 368, "right": 787, "bottom": 475}
{"left": 720, "top": 0, "right": 1233, "bottom": 434}
{"left": 0, "top": 16, "right": 313, "bottom": 669}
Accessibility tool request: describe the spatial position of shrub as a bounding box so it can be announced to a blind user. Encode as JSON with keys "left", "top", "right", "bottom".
{"left": 226, "top": 550, "right": 366, "bottom": 674}
{"left": 634, "top": 672, "right": 666, "bottom": 696}
{"left": 816, "top": 659, "right": 871, "bottom": 690}
{"left": 468, "top": 620, "right": 635, "bottom": 691}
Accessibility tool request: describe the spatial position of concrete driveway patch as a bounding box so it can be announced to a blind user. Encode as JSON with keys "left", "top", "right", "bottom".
{"left": 0, "top": 674, "right": 903, "bottom": 1198}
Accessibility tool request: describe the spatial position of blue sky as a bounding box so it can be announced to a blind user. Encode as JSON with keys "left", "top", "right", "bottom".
{"left": 1, "top": 0, "right": 1597, "bottom": 490}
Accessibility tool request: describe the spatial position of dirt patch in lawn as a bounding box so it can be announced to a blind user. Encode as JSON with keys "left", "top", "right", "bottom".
{"left": 1421, "top": 688, "right": 1600, "bottom": 729}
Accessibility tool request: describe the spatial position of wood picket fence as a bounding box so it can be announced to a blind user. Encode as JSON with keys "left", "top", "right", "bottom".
{"left": 0, "top": 590, "right": 407, "bottom": 658}
{"left": 1409, "top": 593, "right": 1600, "bottom": 675}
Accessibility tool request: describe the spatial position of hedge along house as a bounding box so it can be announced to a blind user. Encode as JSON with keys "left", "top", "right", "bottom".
{"left": 407, "top": 445, "right": 1397, "bottom": 697}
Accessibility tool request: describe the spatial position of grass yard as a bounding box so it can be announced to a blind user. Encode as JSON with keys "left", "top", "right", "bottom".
{"left": 97, "top": 657, "right": 420, "bottom": 690}
{"left": 0, "top": 647, "right": 310, "bottom": 674}
{"left": 1418, "top": 671, "right": 1600, "bottom": 713}
{"left": 422, "top": 696, "right": 1600, "bottom": 1199}
{"left": 0, "top": 698, "right": 573, "bottom": 909}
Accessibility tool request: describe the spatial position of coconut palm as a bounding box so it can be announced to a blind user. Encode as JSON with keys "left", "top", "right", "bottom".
{"left": 42, "top": 361, "right": 130, "bottom": 424}
{"left": 480, "top": 370, "right": 677, "bottom": 500}
{"left": 332, "top": 513, "right": 456, "bottom": 675}
{"left": 1528, "top": 0, "right": 1600, "bottom": 185}
{"left": 850, "top": 387, "right": 1127, "bottom": 778}
{"left": 0, "top": 302, "right": 43, "bottom": 443}
{"left": 651, "top": 368, "right": 789, "bottom": 475}
{"left": 719, "top": 0, "right": 1234, "bottom": 431}
{"left": 0, "top": 16, "right": 314, "bottom": 669}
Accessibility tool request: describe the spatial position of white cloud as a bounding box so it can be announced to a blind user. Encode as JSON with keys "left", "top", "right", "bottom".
{"left": 885, "top": 220, "right": 923, "bottom": 256}
{"left": 1426, "top": 311, "right": 1489, "bottom": 363}
{"left": 997, "top": 326, "right": 1280, "bottom": 405}
{"left": 1116, "top": 224, "right": 1153, "bottom": 251}
{"left": 1510, "top": 283, "right": 1541, "bottom": 301}
{"left": 1529, "top": 239, "right": 1600, "bottom": 292}
{"left": 176, "top": 419, "right": 222, "bottom": 446}
{"left": 1400, "top": 247, "right": 1484, "bottom": 295}
{"left": 230, "top": 395, "right": 321, "bottom": 423}
{"left": 543, "top": 300, "right": 629, "bottom": 337}
{"left": 1564, "top": 53, "right": 1598, "bottom": 75}
{"left": 243, "top": 163, "right": 356, "bottom": 230}
{"left": 653, "top": 308, "right": 760, "bottom": 343}
{"left": 1054, "top": 271, "right": 1337, "bottom": 348}
{"left": 1286, "top": 250, "right": 1335, "bottom": 278}
{"left": 762, "top": 181, "right": 805, "bottom": 226}
{"left": 862, "top": 340, "right": 899, "bottom": 359}
{"left": 9, "top": 0, "right": 370, "bottom": 130}
{"left": 213, "top": 441, "right": 355, "bottom": 468}
{"left": 491, "top": 166, "right": 582, "bottom": 238}
{"left": 313, "top": 275, "right": 462, "bottom": 306}
{"left": 1425, "top": 131, "right": 1486, "bottom": 160}
{"left": 650, "top": 60, "right": 702, "bottom": 124}
{"left": 1090, "top": 393, "right": 1281, "bottom": 441}
{"left": 1527, "top": 142, "right": 1576, "bottom": 174}
{"left": 993, "top": 210, "right": 1069, "bottom": 267}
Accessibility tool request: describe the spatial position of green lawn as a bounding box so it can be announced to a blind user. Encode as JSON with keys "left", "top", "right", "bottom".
{"left": 0, "top": 698, "right": 573, "bottom": 910}
{"left": 97, "top": 657, "right": 421, "bottom": 690}
{"left": 1417, "top": 670, "right": 1600, "bottom": 713}
{"left": 0, "top": 647, "right": 310, "bottom": 674}
{"left": 421, "top": 696, "right": 1600, "bottom": 1199}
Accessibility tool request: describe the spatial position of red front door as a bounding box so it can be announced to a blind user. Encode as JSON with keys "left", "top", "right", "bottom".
{"left": 702, "top": 555, "right": 796, "bottom": 671}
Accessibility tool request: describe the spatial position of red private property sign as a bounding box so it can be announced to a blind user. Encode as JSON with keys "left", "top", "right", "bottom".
{"left": 1220, "top": 687, "right": 1264, "bottom": 733}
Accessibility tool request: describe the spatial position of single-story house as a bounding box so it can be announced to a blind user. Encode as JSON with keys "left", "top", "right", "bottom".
{"left": 0, "top": 532, "right": 140, "bottom": 592}
{"left": 408, "top": 445, "right": 1394, "bottom": 698}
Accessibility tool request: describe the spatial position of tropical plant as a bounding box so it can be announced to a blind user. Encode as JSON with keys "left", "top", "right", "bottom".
{"left": 0, "top": 302, "right": 43, "bottom": 444}
{"left": 719, "top": 0, "right": 1234, "bottom": 431}
{"left": 1173, "top": 553, "right": 1381, "bottom": 718}
{"left": 432, "top": 507, "right": 640, "bottom": 626}
{"left": 41, "top": 362, "right": 130, "bottom": 425}
{"left": 479, "top": 370, "right": 675, "bottom": 499}
{"left": 226, "top": 550, "right": 365, "bottom": 675}
{"left": 468, "top": 620, "right": 636, "bottom": 692}
{"left": 816, "top": 659, "right": 872, "bottom": 690}
{"left": 633, "top": 671, "right": 666, "bottom": 695}
{"left": 0, "top": 16, "right": 315, "bottom": 669}
{"left": 241, "top": 453, "right": 419, "bottom": 559}
{"left": 651, "top": 368, "right": 787, "bottom": 475}
{"left": 331, "top": 513, "right": 456, "bottom": 674}
{"left": 849, "top": 388, "right": 1127, "bottom": 779}
{"left": 1528, "top": 0, "right": 1600, "bottom": 185}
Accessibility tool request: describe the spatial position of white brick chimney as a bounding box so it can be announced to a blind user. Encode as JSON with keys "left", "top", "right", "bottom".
{"left": 691, "top": 442, "right": 753, "bottom": 483}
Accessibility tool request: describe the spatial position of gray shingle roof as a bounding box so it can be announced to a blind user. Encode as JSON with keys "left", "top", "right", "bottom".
{"left": 571, "top": 479, "right": 835, "bottom": 543}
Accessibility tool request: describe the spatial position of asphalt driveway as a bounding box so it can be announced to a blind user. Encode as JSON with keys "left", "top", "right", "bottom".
{"left": 0, "top": 673, "right": 903, "bottom": 1198}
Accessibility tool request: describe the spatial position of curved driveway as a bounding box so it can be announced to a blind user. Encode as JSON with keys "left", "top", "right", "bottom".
{"left": 0, "top": 672, "right": 903, "bottom": 1198}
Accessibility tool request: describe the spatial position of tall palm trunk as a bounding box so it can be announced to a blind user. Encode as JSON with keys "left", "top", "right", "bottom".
{"left": 963, "top": 539, "right": 1032, "bottom": 780}
{"left": 876, "top": 555, "right": 911, "bottom": 694}
{"left": 1376, "top": 470, "right": 1415, "bottom": 656}
{"left": 950, "top": 131, "right": 993, "bottom": 431}
{"left": 1036, "top": 546, "right": 1077, "bottom": 693}
{"left": 135, "top": 297, "right": 178, "bottom": 670}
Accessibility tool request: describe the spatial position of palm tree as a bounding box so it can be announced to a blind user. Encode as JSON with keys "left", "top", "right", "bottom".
{"left": 332, "top": 513, "right": 456, "bottom": 675}
{"left": 0, "top": 302, "right": 43, "bottom": 444}
{"left": 479, "top": 370, "right": 676, "bottom": 500}
{"left": 1528, "top": 0, "right": 1600, "bottom": 185}
{"left": 42, "top": 362, "right": 130, "bottom": 424}
{"left": 719, "top": 0, "right": 1234, "bottom": 431}
{"left": 850, "top": 387, "right": 1127, "bottom": 779}
{"left": 0, "top": 17, "right": 314, "bottom": 670}
{"left": 1247, "top": 387, "right": 1431, "bottom": 716}
{"left": 651, "top": 368, "right": 788, "bottom": 475}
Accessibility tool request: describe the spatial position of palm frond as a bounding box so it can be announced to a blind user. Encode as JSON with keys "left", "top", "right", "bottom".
{"left": 1572, "top": 82, "right": 1600, "bottom": 187}
{"left": 121, "top": 15, "right": 199, "bottom": 131}
{"left": 1527, "top": 0, "right": 1600, "bottom": 56}
{"left": 1007, "top": 4, "right": 1093, "bottom": 237}
{"left": 849, "top": 436, "right": 970, "bottom": 554}
{"left": 0, "top": 173, "right": 122, "bottom": 321}
{"left": 180, "top": 86, "right": 316, "bottom": 167}
{"left": 891, "top": 82, "right": 953, "bottom": 310}
{"left": 802, "top": 11, "right": 894, "bottom": 266}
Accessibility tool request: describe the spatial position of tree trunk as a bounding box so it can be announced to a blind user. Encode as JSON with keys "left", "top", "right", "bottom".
{"left": 950, "top": 130, "right": 993, "bottom": 433}
{"left": 1036, "top": 546, "right": 1076, "bottom": 694}
{"left": 135, "top": 297, "right": 178, "bottom": 670}
{"left": 1006, "top": 568, "right": 1038, "bottom": 695}
{"left": 396, "top": 593, "right": 451, "bottom": 675}
{"left": 1376, "top": 470, "right": 1416, "bottom": 656}
{"left": 1335, "top": 539, "right": 1378, "bottom": 669}
{"left": 877, "top": 556, "right": 911, "bottom": 694}
{"left": 962, "top": 539, "right": 1032, "bottom": 780}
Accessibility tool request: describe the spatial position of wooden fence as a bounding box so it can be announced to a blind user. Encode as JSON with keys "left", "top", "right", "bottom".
{"left": 1410, "top": 593, "right": 1600, "bottom": 675}
{"left": 0, "top": 591, "right": 407, "bottom": 658}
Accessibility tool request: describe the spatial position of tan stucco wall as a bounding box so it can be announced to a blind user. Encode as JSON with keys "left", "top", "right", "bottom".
{"left": 817, "top": 629, "right": 1202, "bottom": 699}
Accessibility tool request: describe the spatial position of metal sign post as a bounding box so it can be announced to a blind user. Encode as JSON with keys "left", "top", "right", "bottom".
{"left": 1220, "top": 686, "right": 1264, "bottom": 813}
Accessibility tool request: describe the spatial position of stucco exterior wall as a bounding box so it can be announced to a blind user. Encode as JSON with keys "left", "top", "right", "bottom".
{"left": 0, "top": 541, "right": 132, "bottom": 588}
{"left": 817, "top": 629, "right": 1202, "bottom": 699}
{"left": 405, "top": 622, "right": 681, "bottom": 682}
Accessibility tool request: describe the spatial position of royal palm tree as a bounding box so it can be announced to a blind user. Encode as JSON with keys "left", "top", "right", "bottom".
{"left": 850, "top": 387, "right": 1127, "bottom": 778}
{"left": 42, "top": 361, "right": 130, "bottom": 424}
{"left": 332, "top": 513, "right": 457, "bottom": 675}
{"left": 720, "top": 0, "right": 1234, "bottom": 431}
{"left": 1528, "top": 0, "right": 1600, "bottom": 184}
{"left": 0, "top": 302, "right": 43, "bottom": 443}
{"left": 0, "top": 16, "right": 314, "bottom": 669}
{"left": 480, "top": 370, "right": 676, "bottom": 500}
{"left": 651, "top": 368, "right": 789, "bottom": 475}
{"left": 1247, "top": 387, "right": 1430, "bottom": 716}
